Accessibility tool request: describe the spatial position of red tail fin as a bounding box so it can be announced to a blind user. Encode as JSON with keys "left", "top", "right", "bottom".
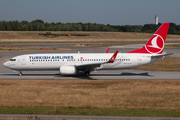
{"left": 128, "top": 23, "right": 170, "bottom": 54}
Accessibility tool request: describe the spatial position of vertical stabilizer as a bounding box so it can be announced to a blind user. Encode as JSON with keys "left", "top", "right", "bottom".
{"left": 128, "top": 23, "right": 170, "bottom": 54}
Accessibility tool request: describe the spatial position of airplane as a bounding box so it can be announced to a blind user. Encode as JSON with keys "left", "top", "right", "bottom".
{"left": 3, "top": 23, "right": 171, "bottom": 77}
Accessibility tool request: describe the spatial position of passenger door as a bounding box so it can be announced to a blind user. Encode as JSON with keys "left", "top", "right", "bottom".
{"left": 21, "top": 56, "right": 26, "bottom": 65}
{"left": 137, "top": 55, "right": 141, "bottom": 65}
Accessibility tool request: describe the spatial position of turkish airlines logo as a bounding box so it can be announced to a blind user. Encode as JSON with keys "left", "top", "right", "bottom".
{"left": 145, "top": 34, "right": 164, "bottom": 54}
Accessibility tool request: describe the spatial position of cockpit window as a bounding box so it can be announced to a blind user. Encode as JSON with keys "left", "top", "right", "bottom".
{"left": 10, "top": 59, "right": 16, "bottom": 61}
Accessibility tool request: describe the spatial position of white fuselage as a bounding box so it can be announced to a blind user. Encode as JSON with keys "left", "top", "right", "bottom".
{"left": 3, "top": 53, "right": 163, "bottom": 71}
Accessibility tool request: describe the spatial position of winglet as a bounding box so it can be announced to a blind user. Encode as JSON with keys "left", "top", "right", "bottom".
{"left": 107, "top": 50, "right": 119, "bottom": 63}
{"left": 105, "top": 48, "right": 110, "bottom": 53}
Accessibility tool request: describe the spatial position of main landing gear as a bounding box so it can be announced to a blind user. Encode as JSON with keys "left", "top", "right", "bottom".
{"left": 85, "top": 71, "right": 90, "bottom": 77}
{"left": 19, "top": 71, "right": 22, "bottom": 76}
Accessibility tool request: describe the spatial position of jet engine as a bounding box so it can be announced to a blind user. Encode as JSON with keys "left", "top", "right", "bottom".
{"left": 59, "top": 65, "right": 77, "bottom": 75}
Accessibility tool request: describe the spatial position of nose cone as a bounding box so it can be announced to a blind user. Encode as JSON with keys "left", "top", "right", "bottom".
{"left": 3, "top": 61, "right": 9, "bottom": 68}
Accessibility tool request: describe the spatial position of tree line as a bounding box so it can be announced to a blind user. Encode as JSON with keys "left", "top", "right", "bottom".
{"left": 0, "top": 19, "right": 179, "bottom": 35}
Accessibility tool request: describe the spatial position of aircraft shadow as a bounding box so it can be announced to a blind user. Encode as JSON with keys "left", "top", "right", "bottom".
{"left": 90, "top": 72, "right": 153, "bottom": 77}
{"left": 0, "top": 72, "right": 153, "bottom": 79}
{"left": 1, "top": 73, "right": 58, "bottom": 76}
{"left": 0, "top": 72, "right": 94, "bottom": 80}
{"left": 60, "top": 72, "right": 153, "bottom": 79}
{"left": 54, "top": 72, "right": 95, "bottom": 80}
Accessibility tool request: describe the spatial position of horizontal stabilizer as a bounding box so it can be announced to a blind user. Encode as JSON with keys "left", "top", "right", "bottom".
{"left": 151, "top": 52, "right": 173, "bottom": 58}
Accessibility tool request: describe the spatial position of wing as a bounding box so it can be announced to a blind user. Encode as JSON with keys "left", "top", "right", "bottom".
{"left": 76, "top": 62, "right": 104, "bottom": 71}
{"left": 76, "top": 50, "right": 119, "bottom": 71}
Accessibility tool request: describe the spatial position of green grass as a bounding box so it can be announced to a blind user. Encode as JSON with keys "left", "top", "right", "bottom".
{"left": 0, "top": 108, "right": 53, "bottom": 114}
{"left": 0, "top": 108, "right": 180, "bottom": 117}
{"left": 53, "top": 108, "right": 180, "bottom": 116}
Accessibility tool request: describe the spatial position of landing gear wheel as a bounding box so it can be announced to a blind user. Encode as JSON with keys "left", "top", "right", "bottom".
{"left": 85, "top": 71, "right": 90, "bottom": 77}
{"left": 19, "top": 71, "right": 22, "bottom": 76}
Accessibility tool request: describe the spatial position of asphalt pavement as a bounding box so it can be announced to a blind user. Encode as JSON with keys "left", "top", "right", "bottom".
{"left": 1, "top": 114, "right": 180, "bottom": 120}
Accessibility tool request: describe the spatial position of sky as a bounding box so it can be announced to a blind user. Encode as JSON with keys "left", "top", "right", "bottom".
{"left": 0, "top": 0, "right": 179, "bottom": 25}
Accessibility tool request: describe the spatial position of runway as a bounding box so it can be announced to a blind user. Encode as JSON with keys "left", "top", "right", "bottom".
{"left": 1, "top": 114, "right": 180, "bottom": 120}
{"left": 0, "top": 43, "right": 179, "bottom": 80}
{"left": 0, "top": 70, "right": 180, "bottom": 80}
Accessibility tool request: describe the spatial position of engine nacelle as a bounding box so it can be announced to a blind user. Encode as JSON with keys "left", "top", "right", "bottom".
{"left": 59, "top": 65, "right": 77, "bottom": 75}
